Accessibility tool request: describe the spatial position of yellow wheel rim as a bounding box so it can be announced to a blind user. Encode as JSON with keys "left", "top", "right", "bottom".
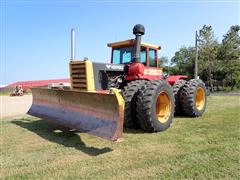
{"left": 156, "top": 91, "right": 171, "bottom": 123}
{"left": 195, "top": 87, "right": 205, "bottom": 111}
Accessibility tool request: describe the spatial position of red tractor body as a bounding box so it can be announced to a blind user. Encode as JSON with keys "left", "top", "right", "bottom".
{"left": 108, "top": 39, "right": 187, "bottom": 84}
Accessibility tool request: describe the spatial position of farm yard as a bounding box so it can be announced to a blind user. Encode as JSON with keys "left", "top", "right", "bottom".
{"left": 1, "top": 0, "right": 239, "bottom": 179}
{"left": 1, "top": 95, "right": 32, "bottom": 118}
{"left": 1, "top": 95, "right": 239, "bottom": 179}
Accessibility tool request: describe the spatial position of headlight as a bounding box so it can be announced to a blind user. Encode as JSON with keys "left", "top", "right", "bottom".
{"left": 117, "top": 78, "right": 123, "bottom": 83}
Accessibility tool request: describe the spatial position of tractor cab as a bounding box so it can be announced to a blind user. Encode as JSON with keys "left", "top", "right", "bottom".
{"left": 108, "top": 39, "right": 163, "bottom": 80}
{"left": 108, "top": 39, "right": 161, "bottom": 68}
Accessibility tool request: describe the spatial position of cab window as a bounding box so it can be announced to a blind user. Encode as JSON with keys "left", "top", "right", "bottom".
{"left": 112, "top": 49, "right": 121, "bottom": 64}
{"left": 149, "top": 49, "right": 157, "bottom": 67}
{"left": 112, "top": 47, "right": 133, "bottom": 64}
{"left": 140, "top": 47, "right": 147, "bottom": 65}
{"left": 112, "top": 46, "right": 147, "bottom": 65}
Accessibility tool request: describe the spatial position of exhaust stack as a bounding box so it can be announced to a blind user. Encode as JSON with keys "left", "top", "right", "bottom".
{"left": 71, "top": 28, "right": 76, "bottom": 60}
{"left": 133, "top": 24, "right": 145, "bottom": 62}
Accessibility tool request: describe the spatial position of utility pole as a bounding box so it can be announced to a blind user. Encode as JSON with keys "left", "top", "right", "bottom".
{"left": 194, "top": 30, "right": 199, "bottom": 79}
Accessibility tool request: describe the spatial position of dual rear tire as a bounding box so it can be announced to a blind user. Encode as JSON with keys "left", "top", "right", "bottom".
{"left": 179, "top": 79, "right": 207, "bottom": 117}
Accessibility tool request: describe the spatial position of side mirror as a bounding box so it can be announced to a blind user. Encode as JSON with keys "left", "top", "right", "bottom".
{"left": 163, "top": 72, "right": 169, "bottom": 78}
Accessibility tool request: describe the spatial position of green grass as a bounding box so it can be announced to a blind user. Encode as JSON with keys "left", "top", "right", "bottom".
{"left": 1, "top": 96, "right": 240, "bottom": 179}
{"left": 0, "top": 91, "right": 11, "bottom": 96}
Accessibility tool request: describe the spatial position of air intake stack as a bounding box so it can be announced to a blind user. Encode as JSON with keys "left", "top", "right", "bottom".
{"left": 132, "top": 24, "right": 145, "bottom": 62}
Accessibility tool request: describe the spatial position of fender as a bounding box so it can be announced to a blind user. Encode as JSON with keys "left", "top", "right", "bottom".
{"left": 166, "top": 75, "right": 188, "bottom": 85}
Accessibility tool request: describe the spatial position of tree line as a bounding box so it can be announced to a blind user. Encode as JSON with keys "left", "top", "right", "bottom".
{"left": 160, "top": 25, "right": 240, "bottom": 92}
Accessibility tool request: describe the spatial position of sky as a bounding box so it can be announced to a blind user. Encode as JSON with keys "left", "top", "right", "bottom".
{"left": 1, "top": 0, "right": 239, "bottom": 85}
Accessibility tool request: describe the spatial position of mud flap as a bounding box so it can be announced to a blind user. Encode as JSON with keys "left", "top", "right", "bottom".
{"left": 27, "top": 88, "right": 125, "bottom": 141}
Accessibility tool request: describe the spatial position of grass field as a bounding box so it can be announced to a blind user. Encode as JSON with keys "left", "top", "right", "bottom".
{"left": 1, "top": 96, "right": 240, "bottom": 179}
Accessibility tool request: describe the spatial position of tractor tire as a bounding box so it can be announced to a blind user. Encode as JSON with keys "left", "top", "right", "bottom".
{"left": 179, "top": 79, "right": 207, "bottom": 117}
{"left": 122, "top": 80, "right": 147, "bottom": 128}
{"left": 136, "top": 79, "right": 174, "bottom": 132}
{"left": 173, "top": 79, "right": 186, "bottom": 115}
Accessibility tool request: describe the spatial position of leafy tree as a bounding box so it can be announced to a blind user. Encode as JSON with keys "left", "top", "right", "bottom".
{"left": 158, "top": 56, "right": 169, "bottom": 67}
{"left": 158, "top": 56, "right": 174, "bottom": 77}
{"left": 168, "top": 25, "right": 239, "bottom": 91}
{"left": 218, "top": 25, "right": 240, "bottom": 89}
{"left": 198, "top": 25, "right": 219, "bottom": 92}
{"left": 170, "top": 46, "right": 195, "bottom": 77}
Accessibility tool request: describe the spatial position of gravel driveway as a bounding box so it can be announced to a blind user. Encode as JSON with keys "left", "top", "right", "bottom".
{"left": 1, "top": 95, "right": 32, "bottom": 119}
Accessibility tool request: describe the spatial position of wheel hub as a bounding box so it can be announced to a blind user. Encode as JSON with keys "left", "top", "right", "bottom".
{"left": 195, "top": 87, "right": 205, "bottom": 111}
{"left": 156, "top": 91, "right": 171, "bottom": 123}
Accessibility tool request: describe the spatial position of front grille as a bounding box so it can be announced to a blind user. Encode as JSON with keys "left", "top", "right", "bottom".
{"left": 70, "top": 61, "right": 87, "bottom": 90}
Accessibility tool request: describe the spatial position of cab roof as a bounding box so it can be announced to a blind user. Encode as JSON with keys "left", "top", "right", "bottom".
{"left": 107, "top": 39, "right": 161, "bottom": 50}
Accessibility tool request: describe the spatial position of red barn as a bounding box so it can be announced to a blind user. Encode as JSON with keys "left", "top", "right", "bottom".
{"left": 2, "top": 79, "right": 70, "bottom": 93}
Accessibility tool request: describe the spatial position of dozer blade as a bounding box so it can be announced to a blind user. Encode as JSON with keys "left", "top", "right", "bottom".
{"left": 27, "top": 88, "right": 125, "bottom": 141}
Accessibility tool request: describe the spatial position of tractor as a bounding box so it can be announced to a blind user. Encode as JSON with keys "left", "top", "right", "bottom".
{"left": 28, "top": 24, "right": 207, "bottom": 141}
{"left": 10, "top": 85, "right": 24, "bottom": 96}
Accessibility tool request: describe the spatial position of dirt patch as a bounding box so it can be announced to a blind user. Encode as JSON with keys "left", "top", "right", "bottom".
{"left": 1, "top": 95, "right": 32, "bottom": 119}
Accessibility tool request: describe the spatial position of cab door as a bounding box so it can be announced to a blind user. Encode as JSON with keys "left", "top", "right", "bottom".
{"left": 143, "top": 48, "right": 163, "bottom": 80}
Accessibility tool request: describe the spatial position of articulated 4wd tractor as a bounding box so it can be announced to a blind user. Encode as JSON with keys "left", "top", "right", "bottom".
{"left": 28, "top": 24, "right": 207, "bottom": 141}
